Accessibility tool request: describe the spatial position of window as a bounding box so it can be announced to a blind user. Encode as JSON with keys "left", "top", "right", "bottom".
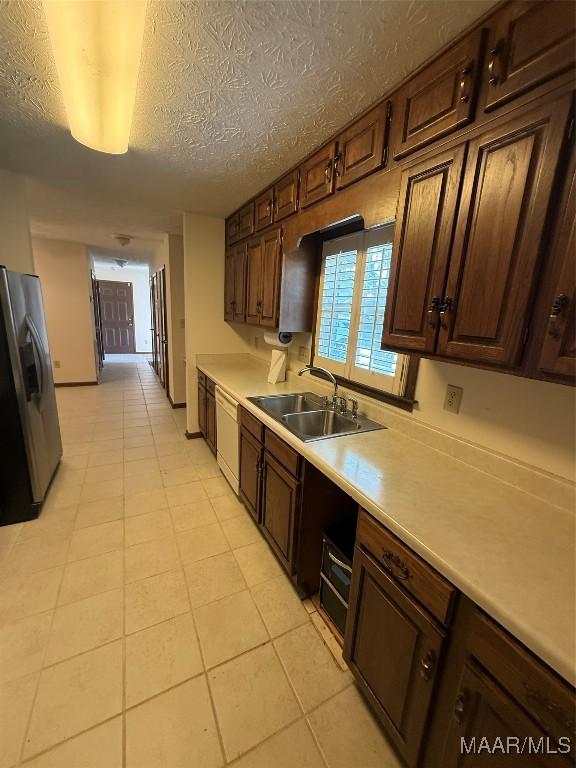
{"left": 314, "top": 226, "right": 408, "bottom": 395}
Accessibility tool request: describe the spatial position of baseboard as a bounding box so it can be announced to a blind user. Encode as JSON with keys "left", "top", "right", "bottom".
{"left": 168, "top": 394, "right": 186, "bottom": 409}
{"left": 55, "top": 381, "right": 98, "bottom": 387}
{"left": 185, "top": 431, "right": 202, "bottom": 440}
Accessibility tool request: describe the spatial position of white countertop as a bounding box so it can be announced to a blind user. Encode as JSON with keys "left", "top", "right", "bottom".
{"left": 198, "top": 357, "right": 576, "bottom": 686}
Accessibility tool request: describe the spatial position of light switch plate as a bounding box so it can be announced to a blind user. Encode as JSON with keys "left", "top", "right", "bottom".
{"left": 444, "top": 384, "right": 463, "bottom": 414}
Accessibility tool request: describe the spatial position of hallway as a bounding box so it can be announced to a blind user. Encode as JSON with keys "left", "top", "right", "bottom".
{"left": 0, "top": 358, "right": 397, "bottom": 768}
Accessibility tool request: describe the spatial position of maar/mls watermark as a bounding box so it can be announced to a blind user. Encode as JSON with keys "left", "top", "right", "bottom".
{"left": 461, "top": 736, "right": 572, "bottom": 756}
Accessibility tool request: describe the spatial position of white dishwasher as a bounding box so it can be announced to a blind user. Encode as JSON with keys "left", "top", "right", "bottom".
{"left": 215, "top": 386, "right": 240, "bottom": 495}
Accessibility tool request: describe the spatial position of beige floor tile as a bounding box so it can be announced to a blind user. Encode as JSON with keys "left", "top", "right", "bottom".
{"left": 157, "top": 452, "right": 193, "bottom": 471}
{"left": 75, "top": 496, "right": 124, "bottom": 529}
{"left": 0, "top": 611, "right": 52, "bottom": 684}
{"left": 3, "top": 535, "right": 69, "bottom": 577}
{"left": 195, "top": 589, "right": 268, "bottom": 668}
{"left": 274, "top": 624, "right": 352, "bottom": 712}
{"left": 124, "top": 471, "right": 163, "bottom": 496}
{"left": 125, "top": 536, "right": 180, "bottom": 583}
{"left": 155, "top": 441, "right": 188, "bottom": 457}
{"left": 0, "top": 566, "right": 62, "bottom": 625}
{"left": 187, "top": 440, "right": 215, "bottom": 463}
{"left": 124, "top": 458, "right": 160, "bottom": 478}
{"left": 126, "top": 677, "right": 223, "bottom": 768}
{"left": 125, "top": 569, "right": 190, "bottom": 634}
{"left": 44, "top": 589, "right": 123, "bottom": 665}
{"left": 202, "top": 476, "right": 233, "bottom": 499}
{"left": 80, "top": 477, "right": 124, "bottom": 503}
{"left": 165, "top": 480, "right": 207, "bottom": 507}
{"left": 60, "top": 453, "right": 89, "bottom": 470}
{"left": 125, "top": 613, "right": 203, "bottom": 707}
{"left": 50, "top": 467, "right": 86, "bottom": 488}
{"left": 234, "top": 541, "right": 283, "bottom": 587}
{"left": 195, "top": 459, "right": 222, "bottom": 480}
{"left": 307, "top": 685, "right": 401, "bottom": 768}
{"left": 17, "top": 504, "right": 77, "bottom": 543}
{"left": 124, "top": 508, "right": 173, "bottom": 547}
{"left": 161, "top": 465, "right": 199, "bottom": 487}
{"left": 84, "top": 463, "right": 123, "bottom": 484}
{"left": 125, "top": 445, "right": 156, "bottom": 462}
{"left": 184, "top": 552, "right": 247, "bottom": 608}
{"left": 44, "top": 483, "right": 82, "bottom": 510}
{"left": 208, "top": 643, "right": 301, "bottom": 761}
{"left": 211, "top": 494, "right": 247, "bottom": 521}
{"left": 68, "top": 520, "right": 124, "bottom": 562}
{"left": 221, "top": 514, "right": 261, "bottom": 549}
{"left": 124, "top": 435, "right": 154, "bottom": 449}
{"left": 22, "top": 718, "right": 122, "bottom": 768}
{"left": 92, "top": 429, "right": 124, "bottom": 442}
{"left": 0, "top": 672, "right": 39, "bottom": 768}
{"left": 59, "top": 550, "right": 123, "bottom": 606}
{"left": 231, "top": 719, "right": 325, "bottom": 768}
{"left": 310, "top": 611, "right": 349, "bottom": 671}
{"left": 124, "top": 487, "right": 168, "bottom": 518}
{"left": 62, "top": 441, "right": 92, "bottom": 457}
{"left": 251, "top": 575, "right": 310, "bottom": 638}
{"left": 24, "top": 641, "right": 123, "bottom": 759}
{"left": 170, "top": 499, "right": 217, "bottom": 532}
{"left": 87, "top": 448, "right": 124, "bottom": 467}
{"left": 176, "top": 523, "right": 229, "bottom": 564}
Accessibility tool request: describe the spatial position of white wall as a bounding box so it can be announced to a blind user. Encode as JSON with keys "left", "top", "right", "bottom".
{"left": 93, "top": 262, "right": 151, "bottom": 353}
{"left": 0, "top": 169, "right": 34, "bottom": 274}
{"left": 33, "top": 238, "right": 98, "bottom": 384}
{"left": 165, "top": 235, "right": 186, "bottom": 405}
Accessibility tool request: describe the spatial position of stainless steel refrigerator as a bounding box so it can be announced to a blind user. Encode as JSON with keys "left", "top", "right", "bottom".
{"left": 0, "top": 267, "right": 62, "bottom": 525}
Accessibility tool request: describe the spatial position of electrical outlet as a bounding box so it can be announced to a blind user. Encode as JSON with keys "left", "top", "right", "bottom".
{"left": 53, "top": 360, "right": 61, "bottom": 369}
{"left": 444, "top": 384, "right": 463, "bottom": 414}
{"left": 298, "top": 346, "right": 308, "bottom": 362}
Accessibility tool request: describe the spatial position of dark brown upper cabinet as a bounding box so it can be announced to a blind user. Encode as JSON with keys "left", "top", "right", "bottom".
{"left": 394, "top": 29, "right": 483, "bottom": 160}
{"left": 226, "top": 213, "right": 239, "bottom": 245}
{"left": 484, "top": 0, "right": 575, "bottom": 113}
{"left": 300, "top": 141, "right": 337, "bottom": 208}
{"left": 233, "top": 243, "right": 247, "bottom": 322}
{"left": 245, "top": 228, "right": 282, "bottom": 327}
{"left": 255, "top": 188, "right": 274, "bottom": 231}
{"left": 224, "top": 249, "right": 235, "bottom": 321}
{"left": 237, "top": 202, "right": 255, "bottom": 240}
{"left": 335, "top": 103, "right": 390, "bottom": 189}
{"left": 382, "top": 145, "right": 466, "bottom": 354}
{"left": 274, "top": 170, "right": 299, "bottom": 221}
{"left": 437, "top": 96, "right": 571, "bottom": 367}
{"left": 245, "top": 236, "right": 262, "bottom": 325}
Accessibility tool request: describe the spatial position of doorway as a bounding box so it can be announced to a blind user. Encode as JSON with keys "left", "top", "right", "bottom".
{"left": 150, "top": 266, "right": 169, "bottom": 392}
{"left": 99, "top": 280, "right": 136, "bottom": 354}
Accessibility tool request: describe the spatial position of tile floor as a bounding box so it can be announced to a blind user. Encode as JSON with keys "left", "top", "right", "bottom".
{"left": 0, "top": 356, "right": 401, "bottom": 768}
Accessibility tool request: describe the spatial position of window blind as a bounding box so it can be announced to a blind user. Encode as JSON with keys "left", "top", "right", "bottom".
{"left": 317, "top": 247, "right": 357, "bottom": 365}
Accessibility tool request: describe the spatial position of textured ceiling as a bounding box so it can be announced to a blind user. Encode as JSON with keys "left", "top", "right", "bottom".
{"left": 0, "top": 0, "right": 497, "bottom": 243}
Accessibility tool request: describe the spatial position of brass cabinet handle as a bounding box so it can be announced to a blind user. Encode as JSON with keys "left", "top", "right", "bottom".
{"left": 454, "top": 691, "right": 467, "bottom": 724}
{"left": 439, "top": 297, "right": 453, "bottom": 327}
{"left": 548, "top": 293, "right": 569, "bottom": 337}
{"left": 334, "top": 152, "right": 343, "bottom": 178}
{"left": 427, "top": 296, "right": 442, "bottom": 327}
{"left": 488, "top": 43, "right": 501, "bottom": 86}
{"left": 382, "top": 550, "right": 410, "bottom": 580}
{"left": 420, "top": 649, "right": 436, "bottom": 681}
{"left": 459, "top": 65, "right": 472, "bottom": 102}
{"left": 324, "top": 160, "right": 333, "bottom": 185}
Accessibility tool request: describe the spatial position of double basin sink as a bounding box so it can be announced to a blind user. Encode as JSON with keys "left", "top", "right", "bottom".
{"left": 247, "top": 392, "right": 385, "bottom": 442}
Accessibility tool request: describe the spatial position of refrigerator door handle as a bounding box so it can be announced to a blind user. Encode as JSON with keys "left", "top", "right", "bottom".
{"left": 24, "top": 313, "right": 45, "bottom": 399}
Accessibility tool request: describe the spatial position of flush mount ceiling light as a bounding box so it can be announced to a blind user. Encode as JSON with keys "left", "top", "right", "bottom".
{"left": 113, "top": 233, "right": 133, "bottom": 247}
{"left": 43, "top": 0, "right": 148, "bottom": 154}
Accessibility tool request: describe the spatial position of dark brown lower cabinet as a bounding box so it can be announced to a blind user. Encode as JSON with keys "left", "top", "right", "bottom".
{"left": 205, "top": 388, "right": 216, "bottom": 455}
{"left": 344, "top": 546, "right": 445, "bottom": 767}
{"left": 261, "top": 451, "right": 300, "bottom": 573}
{"left": 197, "top": 381, "right": 206, "bottom": 437}
{"left": 239, "top": 426, "right": 263, "bottom": 523}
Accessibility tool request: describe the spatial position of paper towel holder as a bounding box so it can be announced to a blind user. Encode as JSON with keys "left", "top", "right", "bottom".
{"left": 263, "top": 330, "right": 293, "bottom": 348}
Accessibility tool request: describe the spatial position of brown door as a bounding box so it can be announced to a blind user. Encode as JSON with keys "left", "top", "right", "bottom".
{"left": 344, "top": 546, "right": 444, "bottom": 767}
{"left": 441, "top": 663, "right": 570, "bottom": 768}
{"left": 224, "top": 249, "right": 235, "bottom": 321}
{"left": 484, "top": 0, "right": 575, "bottom": 112}
{"left": 437, "top": 97, "right": 571, "bottom": 366}
{"left": 99, "top": 280, "right": 136, "bottom": 354}
{"left": 300, "top": 141, "right": 337, "bottom": 208}
{"left": 381, "top": 144, "right": 466, "bottom": 354}
{"left": 205, "top": 389, "right": 217, "bottom": 456}
{"left": 233, "top": 243, "right": 247, "bottom": 322}
{"left": 335, "top": 103, "right": 390, "bottom": 189}
{"left": 255, "top": 188, "right": 274, "bottom": 231}
{"left": 259, "top": 228, "right": 281, "bottom": 328}
{"left": 393, "top": 28, "right": 483, "bottom": 159}
{"left": 246, "top": 236, "right": 262, "bottom": 324}
{"left": 261, "top": 451, "right": 299, "bottom": 574}
{"left": 239, "top": 427, "right": 263, "bottom": 523}
{"left": 274, "top": 170, "right": 299, "bottom": 221}
{"left": 150, "top": 273, "right": 158, "bottom": 372}
{"left": 197, "top": 381, "right": 206, "bottom": 437}
{"left": 91, "top": 272, "right": 104, "bottom": 369}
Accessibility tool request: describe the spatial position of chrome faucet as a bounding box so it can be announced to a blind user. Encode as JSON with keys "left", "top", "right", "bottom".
{"left": 298, "top": 365, "right": 338, "bottom": 408}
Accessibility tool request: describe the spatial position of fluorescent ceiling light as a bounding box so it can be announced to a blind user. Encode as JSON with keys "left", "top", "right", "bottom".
{"left": 43, "top": 0, "right": 148, "bottom": 154}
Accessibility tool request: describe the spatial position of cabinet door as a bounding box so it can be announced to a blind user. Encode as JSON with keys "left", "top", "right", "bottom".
{"left": 300, "top": 141, "right": 337, "bottom": 208}
{"left": 437, "top": 97, "right": 571, "bottom": 366}
{"left": 233, "top": 243, "right": 247, "bottom": 322}
{"left": 344, "top": 546, "right": 444, "bottom": 767}
{"left": 274, "top": 170, "right": 299, "bottom": 221}
{"left": 537, "top": 168, "right": 576, "bottom": 381}
{"left": 197, "top": 383, "right": 206, "bottom": 437}
{"left": 245, "top": 236, "right": 263, "bottom": 325}
{"left": 239, "top": 427, "right": 262, "bottom": 523}
{"left": 237, "top": 202, "right": 255, "bottom": 240}
{"left": 255, "top": 188, "right": 274, "bottom": 231}
{"left": 484, "top": 0, "right": 575, "bottom": 112}
{"left": 224, "top": 249, "right": 235, "bottom": 321}
{"left": 381, "top": 145, "right": 466, "bottom": 353}
{"left": 259, "top": 228, "right": 281, "bottom": 328}
{"left": 394, "top": 29, "right": 483, "bottom": 159}
{"left": 205, "top": 391, "right": 217, "bottom": 455}
{"left": 261, "top": 451, "right": 299, "bottom": 573}
{"left": 441, "top": 663, "right": 571, "bottom": 768}
{"left": 335, "top": 103, "right": 389, "bottom": 189}
{"left": 227, "top": 213, "right": 239, "bottom": 245}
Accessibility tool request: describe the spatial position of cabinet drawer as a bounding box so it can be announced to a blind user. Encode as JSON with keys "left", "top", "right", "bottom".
{"left": 357, "top": 510, "right": 454, "bottom": 625}
{"left": 239, "top": 406, "right": 264, "bottom": 442}
{"left": 265, "top": 428, "right": 301, "bottom": 477}
{"left": 205, "top": 377, "right": 215, "bottom": 396}
{"left": 466, "top": 611, "right": 576, "bottom": 744}
{"left": 197, "top": 370, "right": 206, "bottom": 389}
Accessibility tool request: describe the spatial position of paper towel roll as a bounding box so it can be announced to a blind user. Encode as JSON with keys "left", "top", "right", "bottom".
{"left": 263, "top": 330, "right": 293, "bottom": 347}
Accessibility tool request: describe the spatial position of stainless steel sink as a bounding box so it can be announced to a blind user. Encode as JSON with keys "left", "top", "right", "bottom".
{"left": 248, "top": 392, "right": 385, "bottom": 442}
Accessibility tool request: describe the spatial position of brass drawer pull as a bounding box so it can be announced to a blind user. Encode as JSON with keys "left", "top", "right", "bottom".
{"left": 382, "top": 550, "right": 410, "bottom": 580}
{"left": 454, "top": 691, "right": 467, "bottom": 724}
{"left": 420, "top": 649, "right": 436, "bottom": 681}
{"left": 324, "top": 160, "right": 333, "bottom": 184}
{"left": 459, "top": 65, "right": 472, "bottom": 103}
{"left": 548, "top": 293, "right": 569, "bottom": 337}
{"left": 488, "top": 43, "right": 501, "bottom": 86}
{"left": 427, "top": 296, "right": 442, "bottom": 327}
